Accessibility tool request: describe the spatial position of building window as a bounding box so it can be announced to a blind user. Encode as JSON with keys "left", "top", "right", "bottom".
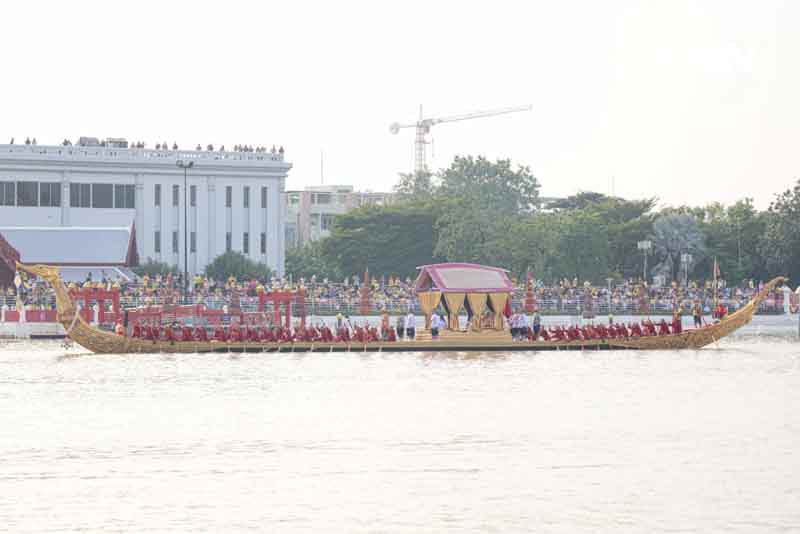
{"left": 91, "top": 183, "right": 113, "bottom": 208}
{"left": 225, "top": 232, "right": 232, "bottom": 252}
{"left": 225, "top": 186, "right": 232, "bottom": 207}
{"left": 243, "top": 186, "right": 250, "bottom": 208}
{"left": 0, "top": 182, "right": 15, "bottom": 206}
{"left": 172, "top": 231, "right": 179, "bottom": 254}
{"left": 190, "top": 231, "right": 196, "bottom": 253}
{"left": 312, "top": 192, "right": 332, "bottom": 205}
{"left": 16, "top": 181, "right": 38, "bottom": 207}
{"left": 114, "top": 184, "right": 135, "bottom": 209}
{"left": 243, "top": 232, "right": 249, "bottom": 254}
{"left": 154, "top": 231, "right": 161, "bottom": 253}
{"left": 190, "top": 185, "right": 197, "bottom": 207}
{"left": 70, "top": 183, "right": 91, "bottom": 208}
{"left": 39, "top": 182, "right": 61, "bottom": 207}
{"left": 260, "top": 232, "right": 266, "bottom": 254}
{"left": 172, "top": 185, "right": 179, "bottom": 207}
{"left": 154, "top": 184, "right": 161, "bottom": 206}
{"left": 261, "top": 187, "right": 267, "bottom": 209}
{"left": 288, "top": 193, "right": 299, "bottom": 206}
{"left": 321, "top": 214, "right": 335, "bottom": 231}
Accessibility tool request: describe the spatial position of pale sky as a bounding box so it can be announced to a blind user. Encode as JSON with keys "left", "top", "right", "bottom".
{"left": 2, "top": 0, "right": 798, "bottom": 209}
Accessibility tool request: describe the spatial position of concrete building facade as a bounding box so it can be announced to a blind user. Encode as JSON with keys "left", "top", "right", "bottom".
{"left": 285, "top": 185, "right": 394, "bottom": 247}
{"left": 0, "top": 141, "right": 291, "bottom": 276}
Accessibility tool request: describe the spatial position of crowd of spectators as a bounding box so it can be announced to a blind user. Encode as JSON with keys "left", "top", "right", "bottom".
{"left": 7, "top": 137, "right": 285, "bottom": 155}
{"left": 1, "top": 271, "right": 795, "bottom": 317}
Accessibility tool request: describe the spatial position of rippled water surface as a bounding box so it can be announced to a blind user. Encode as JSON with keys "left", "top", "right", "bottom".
{"left": 1, "top": 316, "right": 799, "bottom": 533}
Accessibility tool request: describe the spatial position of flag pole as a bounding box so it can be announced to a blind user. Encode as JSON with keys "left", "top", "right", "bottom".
{"left": 713, "top": 257, "right": 718, "bottom": 309}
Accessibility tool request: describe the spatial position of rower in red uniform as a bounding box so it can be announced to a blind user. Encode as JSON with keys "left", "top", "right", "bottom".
{"left": 228, "top": 323, "right": 241, "bottom": 342}
{"left": 606, "top": 324, "right": 617, "bottom": 339}
{"left": 320, "top": 325, "right": 332, "bottom": 342}
{"left": 368, "top": 326, "right": 379, "bottom": 342}
{"left": 630, "top": 323, "right": 643, "bottom": 337}
{"left": 658, "top": 319, "right": 670, "bottom": 335}
{"left": 143, "top": 324, "right": 154, "bottom": 340}
{"left": 181, "top": 325, "right": 194, "bottom": 342}
{"left": 195, "top": 326, "right": 209, "bottom": 342}
{"left": 214, "top": 326, "right": 227, "bottom": 342}
{"left": 617, "top": 324, "right": 629, "bottom": 338}
{"left": 164, "top": 324, "right": 176, "bottom": 342}
{"left": 132, "top": 321, "right": 142, "bottom": 338}
{"left": 644, "top": 320, "right": 658, "bottom": 336}
{"left": 540, "top": 329, "right": 551, "bottom": 341}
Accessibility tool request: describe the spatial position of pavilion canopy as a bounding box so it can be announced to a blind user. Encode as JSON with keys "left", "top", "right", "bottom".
{"left": 0, "top": 225, "right": 138, "bottom": 267}
{"left": 414, "top": 262, "right": 513, "bottom": 294}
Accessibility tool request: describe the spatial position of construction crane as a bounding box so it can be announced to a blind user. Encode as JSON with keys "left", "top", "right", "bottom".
{"left": 389, "top": 104, "right": 531, "bottom": 174}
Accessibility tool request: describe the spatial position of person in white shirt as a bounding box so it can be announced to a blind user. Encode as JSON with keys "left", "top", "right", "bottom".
{"left": 405, "top": 312, "right": 416, "bottom": 340}
{"left": 431, "top": 313, "right": 446, "bottom": 339}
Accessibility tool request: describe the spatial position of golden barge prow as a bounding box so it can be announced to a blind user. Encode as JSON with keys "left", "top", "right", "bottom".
{"left": 17, "top": 262, "right": 785, "bottom": 354}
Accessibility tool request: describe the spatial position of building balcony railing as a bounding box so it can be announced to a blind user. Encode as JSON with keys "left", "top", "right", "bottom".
{"left": 0, "top": 144, "right": 285, "bottom": 165}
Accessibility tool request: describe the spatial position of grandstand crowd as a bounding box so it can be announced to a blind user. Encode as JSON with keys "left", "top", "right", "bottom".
{"left": 2, "top": 270, "right": 796, "bottom": 317}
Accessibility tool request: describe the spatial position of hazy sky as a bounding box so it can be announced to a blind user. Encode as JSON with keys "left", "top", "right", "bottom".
{"left": 2, "top": 0, "right": 798, "bottom": 209}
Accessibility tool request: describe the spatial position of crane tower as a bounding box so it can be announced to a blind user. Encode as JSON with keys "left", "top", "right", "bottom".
{"left": 389, "top": 104, "right": 531, "bottom": 174}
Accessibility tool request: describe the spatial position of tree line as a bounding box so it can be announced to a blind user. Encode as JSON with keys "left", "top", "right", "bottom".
{"left": 287, "top": 155, "right": 800, "bottom": 285}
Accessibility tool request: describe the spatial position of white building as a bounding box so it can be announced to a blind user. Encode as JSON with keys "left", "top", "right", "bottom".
{"left": 0, "top": 140, "right": 290, "bottom": 276}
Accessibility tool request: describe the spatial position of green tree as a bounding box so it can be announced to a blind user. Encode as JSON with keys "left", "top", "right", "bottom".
{"left": 547, "top": 211, "right": 611, "bottom": 282}
{"left": 650, "top": 214, "right": 707, "bottom": 281}
{"left": 285, "top": 241, "right": 341, "bottom": 281}
{"left": 204, "top": 251, "right": 273, "bottom": 281}
{"left": 434, "top": 156, "right": 541, "bottom": 263}
{"left": 393, "top": 170, "right": 435, "bottom": 201}
{"left": 321, "top": 201, "right": 439, "bottom": 278}
{"left": 438, "top": 155, "right": 540, "bottom": 213}
{"left": 759, "top": 180, "right": 800, "bottom": 282}
{"left": 548, "top": 192, "right": 657, "bottom": 279}
{"left": 697, "top": 199, "right": 767, "bottom": 282}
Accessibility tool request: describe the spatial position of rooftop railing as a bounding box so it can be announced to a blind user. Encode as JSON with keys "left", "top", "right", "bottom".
{"left": 0, "top": 144, "right": 285, "bottom": 164}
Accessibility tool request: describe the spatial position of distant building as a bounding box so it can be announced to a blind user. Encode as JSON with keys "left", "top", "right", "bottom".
{"left": 285, "top": 185, "right": 394, "bottom": 248}
{"left": 0, "top": 139, "right": 291, "bottom": 276}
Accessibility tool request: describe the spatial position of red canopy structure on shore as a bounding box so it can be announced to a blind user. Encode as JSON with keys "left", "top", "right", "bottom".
{"left": 414, "top": 263, "right": 513, "bottom": 330}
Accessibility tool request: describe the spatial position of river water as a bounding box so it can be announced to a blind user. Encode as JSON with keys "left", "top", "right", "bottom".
{"left": 1, "top": 315, "right": 799, "bottom": 533}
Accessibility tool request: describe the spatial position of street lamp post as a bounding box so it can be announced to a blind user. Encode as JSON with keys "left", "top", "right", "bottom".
{"left": 680, "top": 252, "right": 692, "bottom": 289}
{"left": 176, "top": 160, "right": 194, "bottom": 304}
{"left": 637, "top": 240, "right": 652, "bottom": 282}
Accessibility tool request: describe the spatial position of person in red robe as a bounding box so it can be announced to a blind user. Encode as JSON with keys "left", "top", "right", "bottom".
{"left": 181, "top": 325, "right": 194, "bottom": 342}
{"left": 164, "top": 324, "right": 176, "bottom": 342}
{"left": 195, "top": 326, "right": 209, "bottom": 342}
{"left": 658, "top": 319, "right": 670, "bottom": 335}
{"left": 644, "top": 320, "right": 657, "bottom": 336}
{"left": 540, "top": 329, "right": 551, "bottom": 341}
{"left": 132, "top": 322, "right": 142, "bottom": 338}
{"left": 214, "top": 326, "right": 227, "bottom": 342}
{"left": 354, "top": 326, "right": 365, "bottom": 343}
{"left": 143, "top": 324, "right": 154, "bottom": 340}
{"left": 596, "top": 324, "right": 609, "bottom": 339}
